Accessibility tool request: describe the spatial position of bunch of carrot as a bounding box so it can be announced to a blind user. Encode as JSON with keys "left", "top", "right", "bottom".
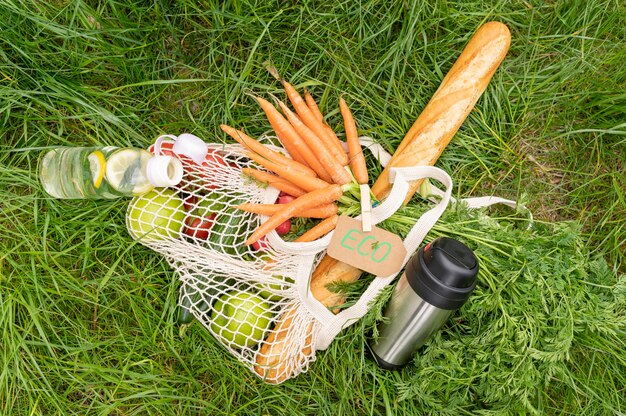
{"left": 221, "top": 80, "right": 369, "bottom": 246}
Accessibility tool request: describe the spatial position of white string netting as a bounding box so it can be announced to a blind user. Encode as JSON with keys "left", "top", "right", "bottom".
{"left": 125, "top": 134, "right": 481, "bottom": 384}
{"left": 126, "top": 137, "right": 334, "bottom": 383}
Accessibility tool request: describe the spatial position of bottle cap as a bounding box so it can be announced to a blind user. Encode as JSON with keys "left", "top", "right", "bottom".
{"left": 146, "top": 155, "right": 184, "bottom": 187}
{"left": 172, "top": 133, "right": 209, "bottom": 164}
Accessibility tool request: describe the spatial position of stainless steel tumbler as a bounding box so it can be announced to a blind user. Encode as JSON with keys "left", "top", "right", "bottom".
{"left": 369, "top": 237, "right": 479, "bottom": 369}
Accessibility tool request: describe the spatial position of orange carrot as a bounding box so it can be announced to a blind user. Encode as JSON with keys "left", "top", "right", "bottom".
{"left": 242, "top": 168, "right": 307, "bottom": 197}
{"left": 236, "top": 202, "right": 338, "bottom": 218}
{"left": 274, "top": 130, "right": 309, "bottom": 168}
{"left": 304, "top": 91, "right": 347, "bottom": 166}
{"left": 304, "top": 91, "right": 341, "bottom": 149}
{"left": 304, "top": 90, "right": 324, "bottom": 123}
{"left": 221, "top": 124, "right": 316, "bottom": 177}
{"left": 282, "top": 80, "right": 349, "bottom": 166}
{"left": 294, "top": 215, "right": 339, "bottom": 242}
{"left": 324, "top": 124, "right": 338, "bottom": 142}
{"left": 245, "top": 151, "right": 330, "bottom": 192}
{"left": 339, "top": 97, "right": 369, "bottom": 185}
{"left": 244, "top": 185, "right": 343, "bottom": 245}
{"left": 255, "top": 96, "right": 334, "bottom": 183}
{"left": 275, "top": 99, "right": 352, "bottom": 185}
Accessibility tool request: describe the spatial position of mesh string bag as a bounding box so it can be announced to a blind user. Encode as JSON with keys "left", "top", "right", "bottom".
{"left": 126, "top": 134, "right": 471, "bottom": 384}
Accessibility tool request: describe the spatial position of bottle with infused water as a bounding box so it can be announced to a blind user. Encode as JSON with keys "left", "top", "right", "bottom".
{"left": 39, "top": 146, "right": 183, "bottom": 199}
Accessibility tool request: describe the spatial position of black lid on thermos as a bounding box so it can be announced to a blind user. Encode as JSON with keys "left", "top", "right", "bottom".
{"left": 406, "top": 237, "right": 478, "bottom": 310}
{"left": 369, "top": 237, "right": 479, "bottom": 369}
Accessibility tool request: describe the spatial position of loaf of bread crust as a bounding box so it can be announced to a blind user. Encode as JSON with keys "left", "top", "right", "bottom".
{"left": 254, "top": 306, "right": 313, "bottom": 383}
{"left": 371, "top": 21, "right": 511, "bottom": 203}
{"left": 254, "top": 21, "right": 511, "bottom": 384}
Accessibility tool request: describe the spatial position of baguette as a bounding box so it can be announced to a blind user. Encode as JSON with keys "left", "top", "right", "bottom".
{"left": 254, "top": 21, "right": 511, "bottom": 384}
{"left": 371, "top": 21, "right": 511, "bottom": 203}
{"left": 253, "top": 305, "right": 314, "bottom": 381}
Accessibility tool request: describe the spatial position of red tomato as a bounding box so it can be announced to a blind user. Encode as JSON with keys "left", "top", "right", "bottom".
{"left": 183, "top": 214, "right": 216, "bottom": 240}
{"left": 186, "top": 149, "right": 228, "bottom": 189}
{"left": 182, "top": 194, "right": 198, "bottom": 211}
{"left": 149, "top": 140, "right": 177, "bottom": 157}
{"left": 205, "top": 149, "right": 227, "bottom": 166}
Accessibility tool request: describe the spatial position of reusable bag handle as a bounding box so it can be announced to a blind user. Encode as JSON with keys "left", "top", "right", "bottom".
{"left": 314, "top": 137, "right": 525, "bottom": 349}
{"left": 314, "top": 163, "right": 453, "bottom": 348}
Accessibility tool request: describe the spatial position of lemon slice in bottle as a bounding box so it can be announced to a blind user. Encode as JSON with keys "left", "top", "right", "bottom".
{"left": 105, "top": 148, "right": 154, "bottom": 195}
{"left": 87, "top": 150, "right": 106, "bottom": 189}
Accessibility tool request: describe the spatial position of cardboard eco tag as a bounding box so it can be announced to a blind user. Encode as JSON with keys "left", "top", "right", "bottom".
{"left": 327, "top": 215, "right": 407, "bottom": 276}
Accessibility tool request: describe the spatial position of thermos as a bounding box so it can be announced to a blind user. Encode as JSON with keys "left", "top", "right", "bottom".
{"left": 369, "top": 237, "right": 479, "bottom": 369}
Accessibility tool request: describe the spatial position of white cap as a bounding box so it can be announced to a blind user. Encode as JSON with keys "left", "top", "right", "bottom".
{"left": 172, "top": 133, "right": 209, "bottom": 164}
{"left": 146, "top": 155, "right": 184, "bottom": 187}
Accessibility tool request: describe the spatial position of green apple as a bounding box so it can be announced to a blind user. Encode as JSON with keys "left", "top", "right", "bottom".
{"left": 127, "top": 188, "right": 186, "bottom": 240}
{"left": 259, "top": 275, "right": 294, "bottom": 302}
{"left": 210, "top": 290, "right": 273, "bottom": 349}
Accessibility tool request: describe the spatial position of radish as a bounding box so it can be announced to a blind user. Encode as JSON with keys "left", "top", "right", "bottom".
{"left": 251, "top": 237, "right": 271, "bottom": 251}
{"left": 275, "top": 219, "right": 291, "bottom": 236}
{"left": 277, "top": 195, "right": 296, "bottom": 205}
{"left": 273, "top": 195, "right": 294, "bottom": 236}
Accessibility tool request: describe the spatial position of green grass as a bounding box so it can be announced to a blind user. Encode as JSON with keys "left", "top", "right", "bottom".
{"left": 1, "top": 0, "right": 625, "bottom": 414}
